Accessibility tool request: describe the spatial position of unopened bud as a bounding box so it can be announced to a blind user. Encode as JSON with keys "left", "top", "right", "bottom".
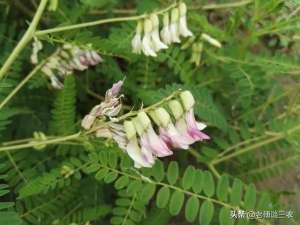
{"left": 81, "top": 114, "right": 96, "bottom": 130}
{"left": 155, "top": 107, "right": 170, "bottom": 127}
{"left": 133, "top": 117, "right": 144, "bottom": 136}
{"left": 137, "top": 112, "right": 151, "bottom": 129}
{"left": 171, "top": 8, "right": 179, "bottom": 23}
{"left": 144, "top": 18, "right": 153, "bottom": 34}
{"left": 124, "top": 121, "right": 136, "bottom": 139}
{"left": 181, "top": 36, "right": 196, "bottom": 49}
{"left": 150, "top": 14, "right": 159, "bottom": 28}
{"left": 149, "top": 110, "right": 160, "bottom": 126}
{"left": 179, "top": 2, "right": 187, "bottom": 16}
{"left": 180, "top": 90, "right": 195, "bottom": 110}
{"left": 163, "top": 13, "right": 169, "bottom": 26}
{"left": 136, "top": 20, "right": 143, "bottom": 34}
{"left": 32, "top": 131, "right": 47, "bottom": 150}
{"left": 169, "top": 100, "right": 184, "bottom": 119}
{"left": 48, "top": 0, "right": 58, "bottom": 11}
{"left": 201, "top": 33, "right": 222, "bottom": 48}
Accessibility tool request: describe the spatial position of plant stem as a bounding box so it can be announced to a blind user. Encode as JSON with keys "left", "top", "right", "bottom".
{"left": 208, "top": 163, "right": 221, "bottom": 178}
{"left": 198, "top": 0, "right": 253, "bottom": 10}
{"left": 0, "top": 0, "right": 48, "bottom": 80}
{"left": 0, "top": 60, "right": 45, "bottom": 110}
{"left": 212, "top": 124, "right": 300, "bottom": 165}
{"left": 35, "top": 3, "right": 176, "bottom": 36}
{"left": 0, "top": 132, "right": 81, "bottom": 152}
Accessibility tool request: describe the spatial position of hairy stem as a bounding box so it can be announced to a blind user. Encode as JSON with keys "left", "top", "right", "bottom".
{"left": 0, "top": 0, "right": 48, "bottom": 80}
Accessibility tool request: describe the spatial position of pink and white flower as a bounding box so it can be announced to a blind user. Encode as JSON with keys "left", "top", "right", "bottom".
{"left": 137, "top": 112, "right": 172, "bottom": 157}
{"left": 124, "top": 120, "right": 155, "bottom": 168}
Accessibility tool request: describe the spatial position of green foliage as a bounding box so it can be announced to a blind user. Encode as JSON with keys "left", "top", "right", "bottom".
{"left": 0, "top": 163, "right": 22, "bottom": 225}
{"left": 49, "top": 75, "right": 76, "bottom": 135}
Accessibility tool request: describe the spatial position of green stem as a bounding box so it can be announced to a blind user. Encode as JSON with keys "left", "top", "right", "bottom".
{"left": 207, "top": 163, "right": 221, "bottom": 178}
{"left": 35, "top": 3, "right": 176, "bottom": 36}
{"left": 0, "top": 60, "right": 45, "bottom": 110}
{"left": 200, "top": 0, "right": 253, "bottom": 10}
{"left": 0, "top": 0, "right": 48, "bottom": 80}
{"left": 0, "top": 132, "right": 81, "bottom": 152}
{"left": 212, "top": 124, "right": 300, "bottom": 165}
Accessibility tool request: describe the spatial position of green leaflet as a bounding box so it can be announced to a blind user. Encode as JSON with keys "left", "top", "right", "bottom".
{"left": 167, "top": 161, "right": 179, "bottom": 185}
{"left": 169, "top": 190, "right": 185, "bottom": 216}
{"left": 199, "top": 200, "right": 214, "bottom": 225}
{"left": 185, "top": 196, "right": 199, "bottom": 223}
{"left": 156, "top": 187, "right": 170, "bottom": 209}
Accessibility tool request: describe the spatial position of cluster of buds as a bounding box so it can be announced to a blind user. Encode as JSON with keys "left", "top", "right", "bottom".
{"left": 131, "top": 2, "right": 193, "bottom": 57}
{"left": 31, "top": 40, "right": 103, "bottom": 89}
{"left": 81, "top": 81, "right": 209, "bottom": 168}
{"left": 182, "top": 33, "right": 222, "bottom": 66}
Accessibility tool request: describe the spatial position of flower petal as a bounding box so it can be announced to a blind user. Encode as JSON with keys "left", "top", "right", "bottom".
{"left": 145, "top": 126, "right": 173, "bottom": 157}
{"left": 126, "top": 138, "right": 153, "bottom": 168}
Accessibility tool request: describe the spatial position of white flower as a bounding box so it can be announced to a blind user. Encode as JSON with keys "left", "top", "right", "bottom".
{"left": 131, "top": 21, "right": 143, "bottom": 54}
{"left": 150, "top": 14, "right": 168, "bottom": 52}
{"left": 178, "top": 2, "right": 193, "bottom": 37}
{"left": 201, "top": 33, "right": 222, "bottom": 48}
{"left": 170, "top": 8, "right": 180, "bottom": 43}
{"left": 142, "top": 19, "right": 157, "bottom": 57}
{"left": 160, "top": 13, "right": 172, "bottom": 45}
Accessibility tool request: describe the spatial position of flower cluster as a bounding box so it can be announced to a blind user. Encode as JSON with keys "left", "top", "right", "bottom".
{"left": 31, "top": 41, "right": 103, "bottom": 89}
{"left": 81, "top": 81, "right": 209, "bottom": 168}
{"left": 123, "top": 91, "right": 209, "bottom": 168}
{"left": 131, "top": 2, "right": 193, "bottom": 57}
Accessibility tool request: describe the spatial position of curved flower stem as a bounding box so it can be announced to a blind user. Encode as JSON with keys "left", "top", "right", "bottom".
{"left": 0, "top": 60, "right": 46, "bottom": 110}
{"left": 211, "top": 124, "right": 300, "bottom": 165}
{"left": 0, "top": 0, "right": 48, "bottom": 80}
{"left": 35, "top": 3, "right": 177, "bottom": 36}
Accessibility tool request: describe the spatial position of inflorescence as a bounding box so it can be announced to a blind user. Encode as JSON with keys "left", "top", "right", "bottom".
{"left": 131, "top": 2, "right": 193, "bottom": 57}
{"left": 81, "top": 81, "right": 210, "bottom": 168}
{"left": 31, "top": 41, "right": 102, "bottom": 89}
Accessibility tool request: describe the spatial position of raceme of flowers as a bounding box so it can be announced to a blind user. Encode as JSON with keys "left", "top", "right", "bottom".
{"left": 81, "top": 81, "right": 210, "bottom": 168}
{"left": 31, "top": 41, "right": 103, "bottom": 89}
{"left": 131, "top": 2, "right": 193, "bottom": 57}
